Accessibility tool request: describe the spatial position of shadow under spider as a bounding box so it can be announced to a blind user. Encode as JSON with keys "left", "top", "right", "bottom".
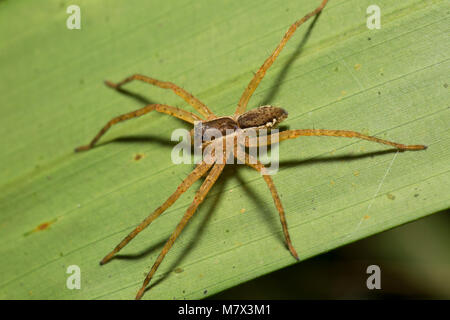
{"left": 107, "top": 143, "right": 400, "bottom": 291}
{"left": 93, "top": 86, "right": 193, "bottom": 150}
{"left": 97, "top": 12, "right": 401, "bottom": 291}
{"left": 108, "top": 134, "right": 182, "bottom": 149}
{"left": 115, "top": 165, "right": 230, "bottom": 293}
{"left": 110, "top": 85, "right": 157, "bottom": 106}
{"left": 279, "top": 149, "right": 399, "bottom": 168}
{"left": 260, "top": 12, "right": 322, "bottom": 106}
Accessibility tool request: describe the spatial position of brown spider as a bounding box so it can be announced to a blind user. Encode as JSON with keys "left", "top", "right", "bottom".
{"left": 75, "top": 0, "right": 426, "bottom": 299}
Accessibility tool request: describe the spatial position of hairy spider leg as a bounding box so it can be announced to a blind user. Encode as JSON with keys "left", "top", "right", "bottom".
{"left": 135, "top": 160, "right": 227, "bottom": 300}
{"left": 100, "top": 161, "right": 213, "bottom": 265}
{"left": 105, "top": 74, "right": 216, "bottom": 119}
{"left": 244, "top": 129, "right": 427, "bottom": 151}
{"left": 75, "top": 103, "right": 202, "bottom": 152}
{"left": 233, "top": 147, "right": 299, "bottom": 260}
{"left": 235, "top": 0, "right": 329, "bottom": 116}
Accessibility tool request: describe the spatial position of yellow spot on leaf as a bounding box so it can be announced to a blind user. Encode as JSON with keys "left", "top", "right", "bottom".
{"left": 240, "top": 208, "right": 246, "bottom": 214}
{"left": 38, "top": 222, "right": 50, "bottom": 231}
{"left": 24, "top": 218, "right": 58, "bottom": 236}
{"left": 354, "top": 63, "right": 362, "bottom": 71}
{"left": 387, "top": 193, "right": 396, "bottom": 200}
{"left": 134, "top": 153, "right": 145, "bottom": 161}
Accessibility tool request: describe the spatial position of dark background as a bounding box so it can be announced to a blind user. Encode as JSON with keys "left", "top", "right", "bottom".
{"left": 210, "top": 209, "right": 449, "bottom": 299}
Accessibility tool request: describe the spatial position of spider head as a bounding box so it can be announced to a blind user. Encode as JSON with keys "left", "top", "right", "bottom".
{"left": 237, "top": 105, "right": 288, "bottom": 129}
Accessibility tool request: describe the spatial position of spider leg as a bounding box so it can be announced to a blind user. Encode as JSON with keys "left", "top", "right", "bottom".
{"left": 100, "top": 161, "right": 213, "bottom": 265}
{"left": 135, "top": 160, "right": 226, "bottom": 300}
{"left": 245, "top": 129, "right": 427, "bottom": 150}
{"left": 105, "top": 74, "right": 216, "bottom": 119}
{"left": 233, "top": 149, "right": 298, "bottom": 260}
{"left": 234, "top": 0, "right": 328, "bottom": 116}
{"left": 75, "top": 103, "right": 202, "bottom": 152}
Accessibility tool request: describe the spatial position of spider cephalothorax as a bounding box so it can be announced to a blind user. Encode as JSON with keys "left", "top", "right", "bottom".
{"left": 236, "top": 106, "right": 288, "bottom": 129}
{"left": 75, "top": 0, "right": 426, "bottom": 299}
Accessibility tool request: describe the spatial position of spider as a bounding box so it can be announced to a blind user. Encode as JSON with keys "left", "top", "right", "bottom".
{"left": 75, "top": 0, "right": 426, "bottom": 299}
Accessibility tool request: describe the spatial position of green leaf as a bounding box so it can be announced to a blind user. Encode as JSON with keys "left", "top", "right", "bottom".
{"left": 0, "top": 0, "right": 448, "bottom": 299}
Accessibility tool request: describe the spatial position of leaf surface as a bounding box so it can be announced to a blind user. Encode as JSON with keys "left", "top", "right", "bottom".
{"left": 0, "top": 0, "right": 448, "bottom": 299}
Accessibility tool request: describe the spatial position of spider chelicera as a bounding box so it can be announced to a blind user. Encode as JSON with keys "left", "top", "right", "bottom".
{"left": 75, "top": 0, "right": 426, "bottom": 299}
